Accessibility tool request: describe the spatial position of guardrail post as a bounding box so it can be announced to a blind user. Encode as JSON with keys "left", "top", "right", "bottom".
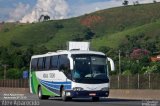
{"left": 149, "top": 73, "right": 151, "bottom": 89}
{"left": 12, "top": 79, "right": 13, "bottom": 88}
{"left": 4, "top": 79, "right": 6, "bottom": 87}
{"left": 138, "top": 74, "right": 139, "bottom": 89}
{"left": 20, "top": 79, "right": 22, "bottom": 88}
{"left": 118, "top": 75, "right": 120, "bottom": 89}
{"left": 128, "top": 75, "right": 130, "bottom": 89}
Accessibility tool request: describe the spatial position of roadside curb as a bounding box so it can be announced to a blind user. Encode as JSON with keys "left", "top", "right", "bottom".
{"left": 109, "top": 89, "right": 160, "bottom": 100}
{"left": 0, "top": 87, "right": 29, "bottom": 94}
{"left": 0, "top": 88, "right": 160, "bottom": 100}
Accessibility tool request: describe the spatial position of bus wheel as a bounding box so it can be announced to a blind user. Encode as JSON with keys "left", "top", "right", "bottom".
{"left": 61, "top": 88, "right": 72, "bottom": 101}
{"left": 38, "top": 86, "right": 49, "bottom": 100}
{"left": 92, "top": 97, "right": 99, "bottom": 102}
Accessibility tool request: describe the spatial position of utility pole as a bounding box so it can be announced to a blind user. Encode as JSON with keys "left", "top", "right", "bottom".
{"left": 2, "top": 64, "right": 8, "bottom": 80}
{"left": 119, "top": 50, "right": 121, "bottom": 75}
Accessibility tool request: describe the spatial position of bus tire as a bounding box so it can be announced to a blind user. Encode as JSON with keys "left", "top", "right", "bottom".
{"left": 92, "top": 97, "right": 99, "bottom": 102}
{"left": 61, "top": 88, "right": 72, "bottom": 101}
{"left": 38, "top": 86, "right": 49, "bottom": 100}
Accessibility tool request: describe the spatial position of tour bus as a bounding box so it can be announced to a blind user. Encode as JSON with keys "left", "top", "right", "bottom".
{"left": 29, "top": 42, "right": 115, "bottom": 101}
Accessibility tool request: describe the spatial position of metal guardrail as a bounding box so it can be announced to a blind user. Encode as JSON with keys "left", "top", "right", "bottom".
{"left": 0, "top": 74, "right": 160, "bottom": 89}
{"left": 0, "top": 79, "right": 28, "bottom": 88}
{"left": 110, "top": 74, "right": 160, "bottom": 89}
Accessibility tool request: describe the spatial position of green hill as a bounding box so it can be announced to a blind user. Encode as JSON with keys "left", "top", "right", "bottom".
{"left": 0, "top": 2, "right": 160, "bottom": 77}
{"left": 0, "top": 3, "right": 160, "bottom": 51}
{"left": 91, "top": 19, "right": 160, "bottom": 49}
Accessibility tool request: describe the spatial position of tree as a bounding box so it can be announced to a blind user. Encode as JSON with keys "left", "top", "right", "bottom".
{"left": 83, "top": 28, "right": 95, "bottom": 40}
{"left": 38, "top": 15, "right": 50, "bottom": 22}
{"left": 145, "top": 40, "right": 157, "bottom": 54}
{"left": 13, "top": 55, "right": 24, "bottom": 68}
{"left": 135, "top": 1, "right": 139, "bottom": 5}
{"left": 44, "top": 15, "right": 50, "bottom": 21}
{"left": 130, "top": 48, "right": 149, "bottom": 60}
{"left": 98, "top": 46, "right": 111, "bottom": 54}
{"left": 33, "top": 45, "right": 48, "bottom": 54}
{"left": 54, "top": 23, "right": 64, "bottom": 29}
{"left": 123, "top": 0, "right": 129, "bottom": 6}
{"left": 22, "top": 47, "right": 33, "bottom": 67}
{"left": 7, "top": 68, "right": 22, "bottom": 79}
{"left": 0, "top": 47, "right": 10, "bottom": 64}
{"left": 153, "top": 0, "right": 157, "bottom": 3}
{"left": 133, "top": 1, "right": 139, "bottom": 6}
{"left": 10, "top": 39, "right": 22, "bottom": 47}
{"left": 72, "top": 34, "right": 84, "bottom": 41}
{"left": 38, "top": 15, "right": 44, "bottom": 22}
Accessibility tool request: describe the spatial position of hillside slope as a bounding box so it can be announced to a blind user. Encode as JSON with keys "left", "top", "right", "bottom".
{"left": 91, "top": 19, "right": 160, "bottom": 50}
{"left": 0, "top": 3, "right": 160, "bottom": 52}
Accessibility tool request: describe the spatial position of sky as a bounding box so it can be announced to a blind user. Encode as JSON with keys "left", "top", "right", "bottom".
{"left": 0, "top": 0, "right": 159, "bottom": 23}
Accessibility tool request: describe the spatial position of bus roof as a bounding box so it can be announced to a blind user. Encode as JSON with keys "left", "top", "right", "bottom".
{"left": 31, "top": 50, "right": 105, "bottom": 59}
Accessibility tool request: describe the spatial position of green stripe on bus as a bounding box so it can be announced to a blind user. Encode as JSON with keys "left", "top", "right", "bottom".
{"left": 31, "top": 71, "right": 59, "bottom": 96}
{"left": 31, "top": 72, "right": 39, "bottom": 94}
{"left": 41, "top": 84, "right": 59, "bottom": 96}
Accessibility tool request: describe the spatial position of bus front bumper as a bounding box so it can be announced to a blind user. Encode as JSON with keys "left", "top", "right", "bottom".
{"left": 65, "top": 90, "right": 109, "bottom": 98}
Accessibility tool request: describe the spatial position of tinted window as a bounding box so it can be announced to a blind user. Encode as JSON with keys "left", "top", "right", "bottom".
{"left": 31, "top": 58, "right": 38, "bottom": 71}
{"left": 71, "top": 54, "right": 108, "bottom": 84}
{"left": 50, "top": 56, "right": 58, "bottom": 70}
{"left": 59, "top": 55, "right": 71, "bottom": 79}
{"left": 37, "top": 58, "right": 44, "bottom": 71}
{"left": 45, "top": 56, "right": 51, "bottom": 70}
{"left": 59, "top": 55, "right": 70, "bottom": 70}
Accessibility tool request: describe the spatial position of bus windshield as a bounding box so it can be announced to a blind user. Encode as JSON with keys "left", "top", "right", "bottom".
{"left": 72, "top": 54, "right": 108, "bottom": 83}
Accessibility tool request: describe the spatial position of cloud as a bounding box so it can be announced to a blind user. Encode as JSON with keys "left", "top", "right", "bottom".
{"left": 20, "top": 0, "right": 69, "bottom": 23}
{"left": 7, "top": 2, "right": 30, "bottom": 22}
{"left": 137, "top": 0, "right": 160, "bottom": 4}
{"left": 3, "top": 0, "right": 160, "bottom": 23}
{"left": 95, "top": 7, "right": 100, "bottom": 11}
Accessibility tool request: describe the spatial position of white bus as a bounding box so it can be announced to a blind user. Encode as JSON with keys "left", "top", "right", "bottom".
{"left": 29, "top": 43, "right": 115, "bottom": 101}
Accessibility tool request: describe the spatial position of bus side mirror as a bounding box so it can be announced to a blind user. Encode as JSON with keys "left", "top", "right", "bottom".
{"left": 107, "top": 57, "right": 115, "bottom": 71}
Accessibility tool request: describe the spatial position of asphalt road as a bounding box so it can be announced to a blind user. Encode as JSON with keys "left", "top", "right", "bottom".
{"left": 40, "top": 97, "right": 143, "bottom": 106}
{"left": 1, "top": 93, "right": 160, "bottom": 106}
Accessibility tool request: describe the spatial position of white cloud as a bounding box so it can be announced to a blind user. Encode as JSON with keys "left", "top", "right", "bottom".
{"left": 7, "top": 2, "right": 30, "bottom": 22}
{"left": 20, "top": 0, "right": 69, "bottom": 23}
{"left": 4, "top": 0, "right": 160, "bottom": 23}
{"left": 95, "top": 7, "right": 100, "bottom": 11}
{"left": 138, "top": 0, "right": 160, "bottom": 4}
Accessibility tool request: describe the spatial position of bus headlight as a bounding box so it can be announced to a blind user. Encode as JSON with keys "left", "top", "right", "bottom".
{"left": 101, "top": 87, "right": 109, "bottom": 91}
{"left": 73, "top": 87, "right": 84, "bottom": 91}
{"left": 66, "top": 92, "right": 71, "bottom": 96}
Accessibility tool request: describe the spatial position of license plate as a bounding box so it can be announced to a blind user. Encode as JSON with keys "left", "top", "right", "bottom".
{"left": 89, "top": 93, "right": 96, "bottom": 96}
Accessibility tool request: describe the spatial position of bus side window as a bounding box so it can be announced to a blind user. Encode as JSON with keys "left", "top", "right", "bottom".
{"left": 31, "top": 58, "right": 38, "bottom": 71}
{"left": 45, "top": 56, "right": 51, "bottom": 70}
{"left": 59, "top": 55, "right": 70, "bottom": 71}
{"left": 59, "top": 55, "right": 71, "bottom": 79}
{"left": 42, "top": 57, "right": 46, "bottom": 70}
{"left": 50, "top": 55, "right": 58, "bottom": 70}
{"left": 37, "top": 58, "right": 44, "bottom": 71}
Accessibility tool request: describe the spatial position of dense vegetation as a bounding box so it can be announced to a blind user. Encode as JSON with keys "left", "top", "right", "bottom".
{"left": 0, "top": 3, "right": 160, "bottom": 79}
